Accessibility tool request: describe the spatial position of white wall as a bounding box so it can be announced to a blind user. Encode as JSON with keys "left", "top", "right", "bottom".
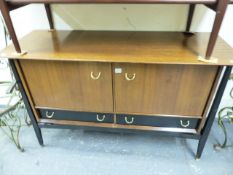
{"left": 1, "top": 4, "right": 233, "bottom": 109}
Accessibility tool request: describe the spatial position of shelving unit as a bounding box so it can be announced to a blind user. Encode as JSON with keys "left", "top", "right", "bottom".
{"left": 0, "top": 0, "right": 231, "bottom": 60}
{"left": 1, "top": 0, "right": 233, "bottom": 159}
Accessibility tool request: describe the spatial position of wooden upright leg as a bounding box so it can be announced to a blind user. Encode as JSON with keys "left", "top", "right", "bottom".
{"left": 205, "top": 0, "right": 228, "bottom": 59}
{"left": 0, "top": 0, "right": 21, "bottom": 53}
{"left": 44, "top": 4, "right": 54, "bottom": 30}
{"left": 185, "top": 4, "right": 195, "bottom": 33}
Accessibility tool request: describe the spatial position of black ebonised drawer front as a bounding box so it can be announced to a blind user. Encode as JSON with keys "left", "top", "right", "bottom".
{"left": 39, "top": 109, "right": 114, "bottom": 123}
{"left": 116, "top": 114, "right": 200, "bottom": 129}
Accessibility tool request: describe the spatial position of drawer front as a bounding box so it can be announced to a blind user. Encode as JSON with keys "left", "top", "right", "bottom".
{"left": 116, "top": 114, "right": 200, "bottom": 129}
{"left": 39, "top": 109, "right": 114, "bottom": 123}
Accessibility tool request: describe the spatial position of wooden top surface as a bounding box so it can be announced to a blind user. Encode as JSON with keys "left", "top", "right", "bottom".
{"left": 1, "top": 30, "right": 233, "bottom": 65}
{"left": 5, "top": 0, "right": 218, "bottom": 4}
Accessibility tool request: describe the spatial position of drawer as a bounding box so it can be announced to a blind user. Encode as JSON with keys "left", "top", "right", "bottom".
{"left": 116, "top": 114, "right": 200, "bottom": 129}
{"left": 39, "top": 109, "right": 114, "bottom": 123}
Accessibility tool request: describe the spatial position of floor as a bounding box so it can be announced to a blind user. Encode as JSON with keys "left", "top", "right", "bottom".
{"left": 0, "top": 121, "right": 233, "bottom": 175}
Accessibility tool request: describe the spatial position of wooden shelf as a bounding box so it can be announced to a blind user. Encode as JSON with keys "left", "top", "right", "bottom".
{"left": 5, "top": 0, "right": 217, "bottom": 4}
{"left": 1, "top": 30, "right": 233, "bottom": 65}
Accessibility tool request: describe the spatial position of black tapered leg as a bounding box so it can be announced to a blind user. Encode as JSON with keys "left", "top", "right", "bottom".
{"left": 9, "top": 60, "right": 44, "bottom": 146}
{"left": 44, "top": 4, "right": 54, "bottom": 30}
{"left": 196, "top": 66, "right": 232, "bottom": 159}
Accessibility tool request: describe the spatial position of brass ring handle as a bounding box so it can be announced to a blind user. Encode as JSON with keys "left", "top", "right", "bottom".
{"left": 124, "top": 116, "right": 134, "bottom": 124}
{"left": 91, "top": 72, "right": 101, "bottom": 80}
{"left": 96, "top": 114, "right": 106, "bottom": 122}
{"left": 46, "top": 111, "right": 54, "bottom": 119}
{"left": 180, "top": 120, "right": 190, "bottom": 128}
{"left": 125, "top": 73, "right": 136, "bottom": 81}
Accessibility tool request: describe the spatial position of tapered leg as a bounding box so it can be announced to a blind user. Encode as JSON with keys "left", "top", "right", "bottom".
{"left": 44, "top": 4, "right": 54, "bottom": 30}
{"left": 196, "top": 66, "right": 232, "bottom": 159}
{"left": 185, "top": 4, "right": 195, "bottom": 33}
{"left": 0, "top": 0, "right": 21, "bottom": 53}
{"left": 205, "top": 0, "right": 228, "bottom": 59}
{"left": 9, "top": 60, "right": 44, "bottom": 146}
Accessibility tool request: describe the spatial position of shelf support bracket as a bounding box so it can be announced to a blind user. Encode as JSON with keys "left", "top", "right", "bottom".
{"left": 204, "top": 4, "right": 217, "bottom": 11}
{"left": 8, "top": 3, "right": 30, "bottom": 11}
{"left": 197, "top": 56, "right": 218, "bottom": 64}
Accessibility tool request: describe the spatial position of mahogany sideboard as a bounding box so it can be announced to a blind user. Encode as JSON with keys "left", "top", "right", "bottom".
{"left": 1, "top": 0, "right": 233, "bottom": 159}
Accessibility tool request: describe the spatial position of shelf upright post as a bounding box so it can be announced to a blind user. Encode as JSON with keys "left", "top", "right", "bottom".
{"left": 185, "top": 4, "right": 196, "bottom": 33}
{"left": 205, "top": 0, "right": 229, "bottom": 59}
{"left": 0, "top": 0, "right": 22, "bottom": 53}
{"left": 44, "top": 4, "right": 54, "bottom": 30}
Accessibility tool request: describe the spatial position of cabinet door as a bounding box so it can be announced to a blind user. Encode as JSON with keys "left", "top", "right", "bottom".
{"left": 19, "top": 60, "right": 113, "bottom": 113}
{"left": 114, "top": 63, "right": 218, "bottom": 116}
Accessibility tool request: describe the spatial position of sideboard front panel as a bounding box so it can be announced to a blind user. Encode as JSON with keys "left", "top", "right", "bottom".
{"left": 19, "top": 60, "right": 113, "bottom": 113}
{"left": 114, "top": 64, "right": 218, "bottom": 116}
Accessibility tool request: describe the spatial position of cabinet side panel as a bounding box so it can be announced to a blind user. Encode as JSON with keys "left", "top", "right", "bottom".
{"left": 13, "top": 60, "right": 41, "bottom": 121}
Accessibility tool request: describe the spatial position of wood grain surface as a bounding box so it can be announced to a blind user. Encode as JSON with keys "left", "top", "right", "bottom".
{"left": 114, "top": 63, "right": 218, "bottom": 116}
{"left": 1, "top": 30, "right": 233, "bottom": 65}
{"left": 19, "top": 60, "right": 114, "bottom": 112}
